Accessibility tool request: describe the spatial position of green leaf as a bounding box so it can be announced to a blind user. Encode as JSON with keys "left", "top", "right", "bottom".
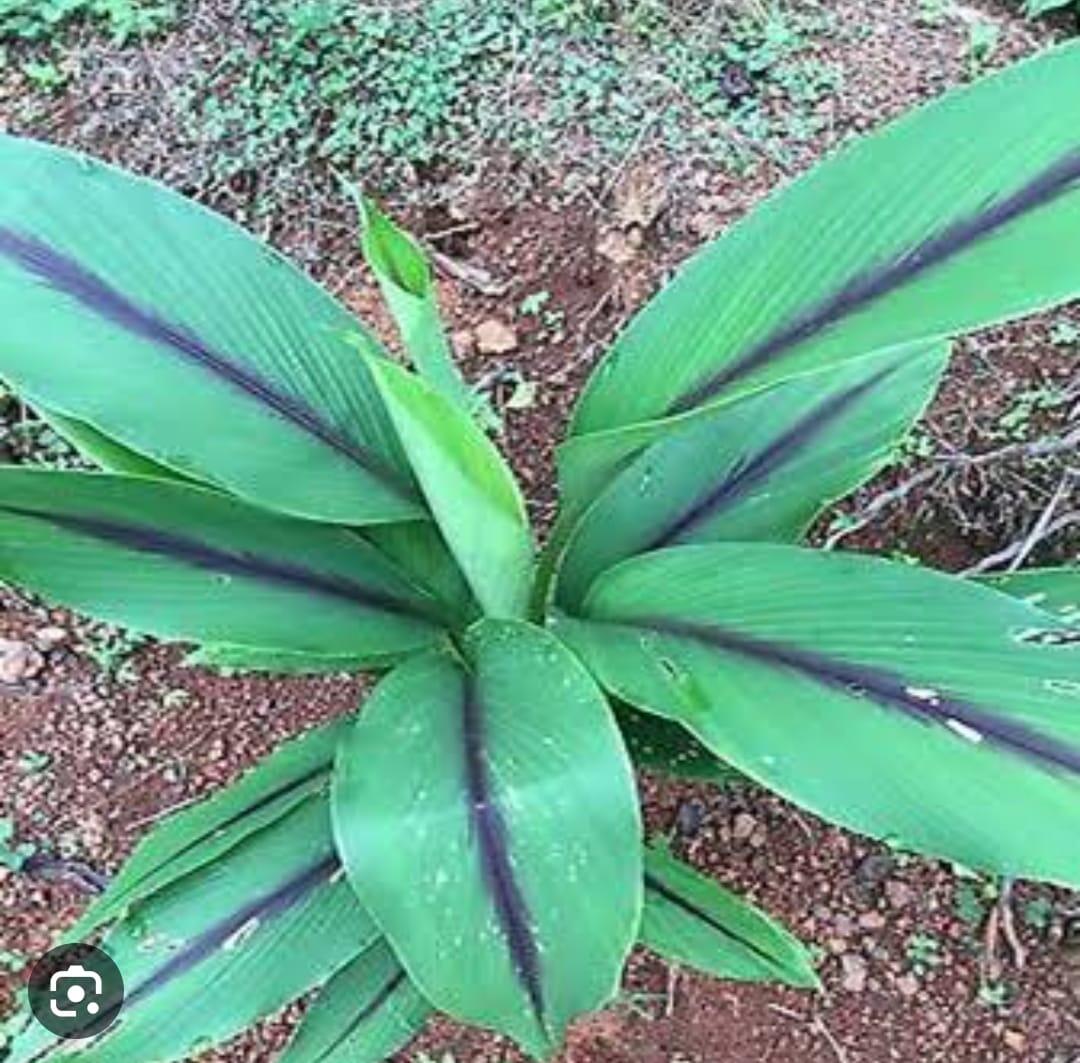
{"left": 982, "top": 567, "right": 1080, "bottom": 626}
{"left": 367, "top": 358, "right": 533, "bottom": 619}
{"left": 0, "top": 469, "right": 446, "bottom": 658}
{"left": 554, "top": 544, "right": 1080, "bottom": 887}
{"left": 5, "top": 794, "right": 377, "bottom": 1063}
{"left": 363, "top": 520, "right": 479, "bottom": 626}
{"left": 641, "top": 844, "right": 819, "bottom": 988}
{"left": 617, "top": 703, "right": 741, "bottom": 786}
{"left": 569, "top": 43, "right": 1080, "bottom": 443}
{"left": 0, "top": 135, "right": 422, "bottom": 524}
{"left": 280, "top": 941, "right": 431, "bottom": 1063}
{"left": 184, "top": 644, "right": 386, "bottom": 675}
{"left": 332, "top": 621, "right": 642, "bottom": 1058}
{"left": 35, "top": 404, "right": 187, "bottom": 480}
{"left": 358, "top": 197, "right": 478, "bottom": 419}
{"left": 69, "top": 718, "right": 347, "bottom": 938}
{"left": 556, "top": 344, "right": 947, "bottom": 608}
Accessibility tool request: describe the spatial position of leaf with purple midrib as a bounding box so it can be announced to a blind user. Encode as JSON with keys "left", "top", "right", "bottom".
{"left": 0, "top": 226, "right": 412, "bottom": 500}
{"left": 668, "top": 148, "right": 1080, "bottom": 415}
{"left": 460, "top": 672, "right": 547, "bottom": 1031}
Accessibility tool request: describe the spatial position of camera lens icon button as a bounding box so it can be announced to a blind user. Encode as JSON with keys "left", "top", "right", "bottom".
{"left": 28, "top": 944, "right": 124, "bottom": 1040}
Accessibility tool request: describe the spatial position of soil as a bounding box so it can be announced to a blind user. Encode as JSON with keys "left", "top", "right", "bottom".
{"left": 2, "top": 1, "right": 1079, "bottom": 1062}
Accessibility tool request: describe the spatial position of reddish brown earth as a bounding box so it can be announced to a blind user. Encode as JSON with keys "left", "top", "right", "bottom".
{"left": 1, "top": 1, "right": 1079, "bottom": 1062}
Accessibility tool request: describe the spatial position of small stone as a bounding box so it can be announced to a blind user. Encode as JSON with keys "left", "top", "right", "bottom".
{"left": 0, "top": 638, "right": 44, "bottom": 684}
{"left": 34, "top": 626, "right": 69, "bottom": 650}
{"left": 833, "top": 914, "right": 856, "bottom": 938}
{"left": 732, "top": 812, "right": 757, "bottom": 840}
{"left": 840, "top": 953, "right": 868, "bottom": 993}
{"left": 885, "top": 881, "right": 915, "bottom": 909}
{"left": 896, "top": 973, "right": 920, "bottom": 998}
{"left": 596, "top": 229, "right": 636, "bottom": 266}
{"left": 1003, "top": 1030, "right": 1026, "bottom": 1053}
{"left": 474, "top": 319, "right": 518, "bottom": 355}
{"left": 451, "top": 329, "right": 476, "bottom": 356}
{"left": 675, "top": 798, "right": 705, "bottom": 838}
{"left": 856, "top": 853, "right": 896, "bottom": 887}
{"left": 859, "top": 911, "right": 887, "bottom": 931}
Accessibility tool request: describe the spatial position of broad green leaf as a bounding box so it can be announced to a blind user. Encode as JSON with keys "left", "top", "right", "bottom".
{"left": 69, "top": 718, "right": 347, "bottom": 938}
{"left": 983, "top": 567, "right": 1080, "bottom": 626}
{"left": 185, "top": 644, "right": 385, "bottom": 675}
{"left": 367, "top": 358, "right": 533, "bottom": 619}
{"left": 570, "top": 44, "right": 1080, "bottom": 439}
{"left": 5, "top": 794, "right": 377, "bottom": 1063}
{"left": 617, "top": 703, "right": 741, "bottom": 786}
{"left": 641, "top": 844, "right": 819, "bottom": 988}
{"left": 0, "top": 135, "right": 422, "bottom": 524}
{"left": 280, "top": 941, "right": 431, "bottom": 1063}
{"left": 358, "top": 197, "right": 477, "bottom": 419}
{"left": 35, "top": 404, "right": 187, "bottom": 480}
{"left": 332, "top": 621, "right": 642, "bottom": 1058}
{"left": 553, "top": 544, "right": 1080, "bottom": 887}
{"left": 556, "top": 344, "right": 947, "bottom": 608}
{"left": 0, "top": 469, "right": 446, "bottom": 658}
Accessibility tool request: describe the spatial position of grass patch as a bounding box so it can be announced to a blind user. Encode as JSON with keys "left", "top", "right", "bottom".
{"left": 181, "top": 0, "right": 840, "bottom": 207}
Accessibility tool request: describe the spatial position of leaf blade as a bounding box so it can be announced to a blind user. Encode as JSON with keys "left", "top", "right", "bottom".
{"left": 0, "top": 135, "right": 420, "bottom": 524}
{"left": 367, "top": 358, "right": 533, "bottom": 619}
{"left": 571, "top": 44, "right": 1080, "bottom": 436}
{"left": 642, "top": 844, "right": 819, "bottom": 989}
{"left": 555, "top": 544, "right": 1080, "bottom": 887}
{"left": 0, "top": 469, "right": 445, "bottom": 658}
{"left": 332, "top": 622, "right": 642, "bottom": 1057}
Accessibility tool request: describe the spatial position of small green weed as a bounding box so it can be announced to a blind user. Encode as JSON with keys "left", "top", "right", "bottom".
{"left": 1022, "top": 896, "right": 1054, "bottom": 932}
{"left": 0, "top": 816, "right": 36, "bottom": 870}
{"left": 83, "top": 623, "right": 147, "bottom": 678}
{"left": 905, "top": 932, "right": 943, "bottom": 974}
{"left": 17, "top": 750, "right": 52, "bottom": 775}
{"left": 993, "top": 385, "right": 1065, "bottom": 441}
{"left": 182, "top": 0, "right": 840, "bottom": 210}
{"left": 977, "top": 979, "right": 1012, "bottom": 1010}
{"left": 0, "top": 0, "right": 173, "bottom": 45}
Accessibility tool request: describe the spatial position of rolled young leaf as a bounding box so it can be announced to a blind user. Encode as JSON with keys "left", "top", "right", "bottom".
{"left": 553, "top": 544, "right": 1080, "bottom": 887}
{"left": 69, "top": 717, "right": 348, "bottom": 938}
{"left": 4, "top": 793, "right": 377, "bottom": 1063}
{"left": 332, "top": 621, "right": 642, "bottom": 1058}
{"left": 0, "top": 135, "right": 421, "bottom": 525}
{"left": 280, "top": 941, "right": 431, "bottom": 1063}
{"left": 570, "top": 42, "right": 1080, "bottom": 433}
{"left": 358, "top": 197, "right": 479, "bottom": 420}
{"left": 0, "top": 469, "right": 447, "bottom": 659}
{"left": 367, "top": 357, "right": 534, "bottom": 619}
{"left": 641, "top": 844, "right": 819, "bottom": 988}
{"left": 983, "top": 567, "right": 1080, "bottom": 626}
{"left": 555, "top": 343, "right": 948, "bottom": 609}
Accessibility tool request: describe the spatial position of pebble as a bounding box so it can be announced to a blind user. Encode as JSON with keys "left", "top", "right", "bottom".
{"left": 475, "top": 319, "right": 518, "bottom": 354}
{"left": 859, "top": 911, "right": 887, "bottom": 930}
{"left": 856, "top": 853, "right": 896, "bottom": 887}
{"left": 840, "top": 953, "right": 868, "bottom": 993}
{"left": 34, "top": 626, "right": 69, "bottom": 650}
{"left": 0, "top": 638, "right": 44, "bottom": 684}
{"left": 732, "top": 812, "right": 757, "bottom": 840}
{"left": 896, "top": 973, "right": 920, "bottom": 998}
{"left": 885, "top": 881, "right": 915, "bottom": 909}
{"left": 675, "top": 798, "right": 705, "bottom": 838}
{"left": 1003, "top": 1030, "right": 1026, "bottom": 1053}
